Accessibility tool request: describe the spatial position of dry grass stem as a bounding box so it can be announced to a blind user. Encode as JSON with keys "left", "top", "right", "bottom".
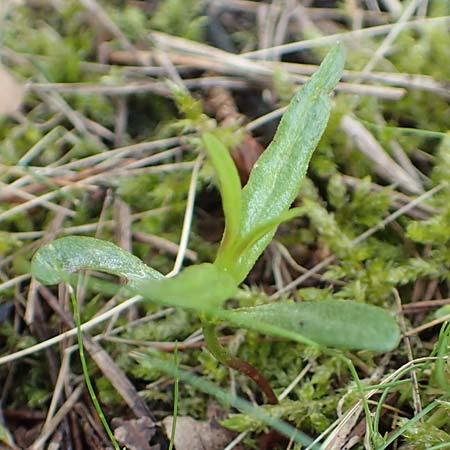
{"left": 340, "top": 115, "right": 423, "bottom": 194}
{"left": 30, "top": 384, "right": 83, "bottom": 450}
{"left": 242, "top": 16, "right": 449, "bottom": 58}
{"left": 166, "top": 155, "right": 204, "bottom": 277}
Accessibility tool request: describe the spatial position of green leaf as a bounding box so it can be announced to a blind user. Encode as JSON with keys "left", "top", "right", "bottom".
{"left": 31, "top": 236, "right": 163, "bottom": 287}
{"left": 231, "top": 207, "right": 303, "bottom": 259}
{"left": 227, "top": 300, "right": 400, "bottom": 351}
{"left": 31, "top": 237, "right": 237, "bottom": 309}
{"left": 136, "top": 263, "right": 237, "bottom": 309}
{"left": 202, "top": 132, "right": 242, "bottom": 249}
{"left": 215, "top": 43, "right": 345, "bottom": 283}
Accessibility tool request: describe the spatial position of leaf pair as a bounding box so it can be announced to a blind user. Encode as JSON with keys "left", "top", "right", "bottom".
{"left": 205, "top": 44, "right": 345, "bottom": 284}
{"left": 30, "top": 43, "right": 400, "bottom": 353}
{"left": 31, "top": 235, "right": 400, "bottom": 352}
{"left": 31, "top": 236, "right": 235, "bottom": 310}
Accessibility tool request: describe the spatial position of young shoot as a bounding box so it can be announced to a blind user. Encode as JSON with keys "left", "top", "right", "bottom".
{"left": 30, "top": 43, "right": 400, "bottom": 445}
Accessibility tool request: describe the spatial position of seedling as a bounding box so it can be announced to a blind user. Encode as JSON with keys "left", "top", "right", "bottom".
{"left": 31, "top": 44, "right": 400, "bottom": 444}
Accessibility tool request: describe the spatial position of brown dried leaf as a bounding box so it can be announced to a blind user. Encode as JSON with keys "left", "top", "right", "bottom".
{"left": 113, "top": 417, "right": 158, "bottom": 450}
{"left": 204, "top": 85, "right": 265, "bottom": 184}
{"left": 231, "top": 134, "right": 265, "bottom": 184}
{"left": 162, "top": 416, "right": 244, "bottom": 450}
{"left": 0, "top": 67, "right": 25, "bottom": 116}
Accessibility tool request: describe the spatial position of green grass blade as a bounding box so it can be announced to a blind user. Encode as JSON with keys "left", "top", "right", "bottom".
{"left": 168, "top": 344, "right": 179, "bottom": 450}
{"left": 69, "top": 287, "right": 120, "bottom": 450}
{"left": 133, "top": 353, "right": 319, "bottom": 449}
{"left": 435, "top": 323, "right": 450, "bottom": 396}
{"left": 377, "top": 400, "right": 441, "bottom": 450}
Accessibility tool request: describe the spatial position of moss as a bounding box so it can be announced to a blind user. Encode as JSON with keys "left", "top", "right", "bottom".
{"left": 1, "top": 1, "right": 449, "bottom": 448}
{"left": 150, "top": 0, "right": 207, "bottom": 41}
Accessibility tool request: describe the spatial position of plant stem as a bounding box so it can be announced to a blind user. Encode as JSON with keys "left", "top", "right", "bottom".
{"left": 168, "top": 343, "right": 179, "bottom": 450}
{"left": 202, "top": 321, "right": 278, "bottom": 405}
{"left": 69, "top": 286, "right": 121, "bottom": 450}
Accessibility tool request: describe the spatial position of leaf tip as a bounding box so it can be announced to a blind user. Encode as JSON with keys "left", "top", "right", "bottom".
{"left": 31, "top": 243, "right": 63, "bottom": 285}
{"left": 309, "top": 42, "right": 346, "bottom": 95}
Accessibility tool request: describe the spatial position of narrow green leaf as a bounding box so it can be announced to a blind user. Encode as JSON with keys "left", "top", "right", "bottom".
{"left": 136, "top": 263, "right": 237, "bottom": 309}
{"left": 231, "top": 207, "right": 303, "bottom": 259}
{"left": 31, "top": 236, "right": 163, "bottom": 287}
{"left": 227, "top": 300, "right": 400, "bottom": 352}
{"left": 217, "top": 43, "right": 345, "bottom": 283}
{"left": 202, "top": 132, "right": 242, "bottom": 248}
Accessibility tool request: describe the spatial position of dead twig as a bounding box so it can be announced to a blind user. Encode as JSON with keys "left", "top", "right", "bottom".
{"left": 30, "top": 384, "right": 84, "bottom": 450}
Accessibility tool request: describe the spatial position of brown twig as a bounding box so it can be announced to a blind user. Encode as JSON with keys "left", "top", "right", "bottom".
{"left": 402, "top": 298, "right": 450, "bottom": 312}
{"left": 30, "top": 385, "right": 83, "bottom": 450}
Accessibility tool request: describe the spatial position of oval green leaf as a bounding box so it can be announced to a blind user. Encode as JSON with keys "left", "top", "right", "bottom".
{"left": 227, "top": 300, "right": 400, "bottom": 352}
{"left": 31, "top": 236, "right": 163, "bottom": 287}
{"left": 136, "top": 263, "right": 237, "bottom": 309}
